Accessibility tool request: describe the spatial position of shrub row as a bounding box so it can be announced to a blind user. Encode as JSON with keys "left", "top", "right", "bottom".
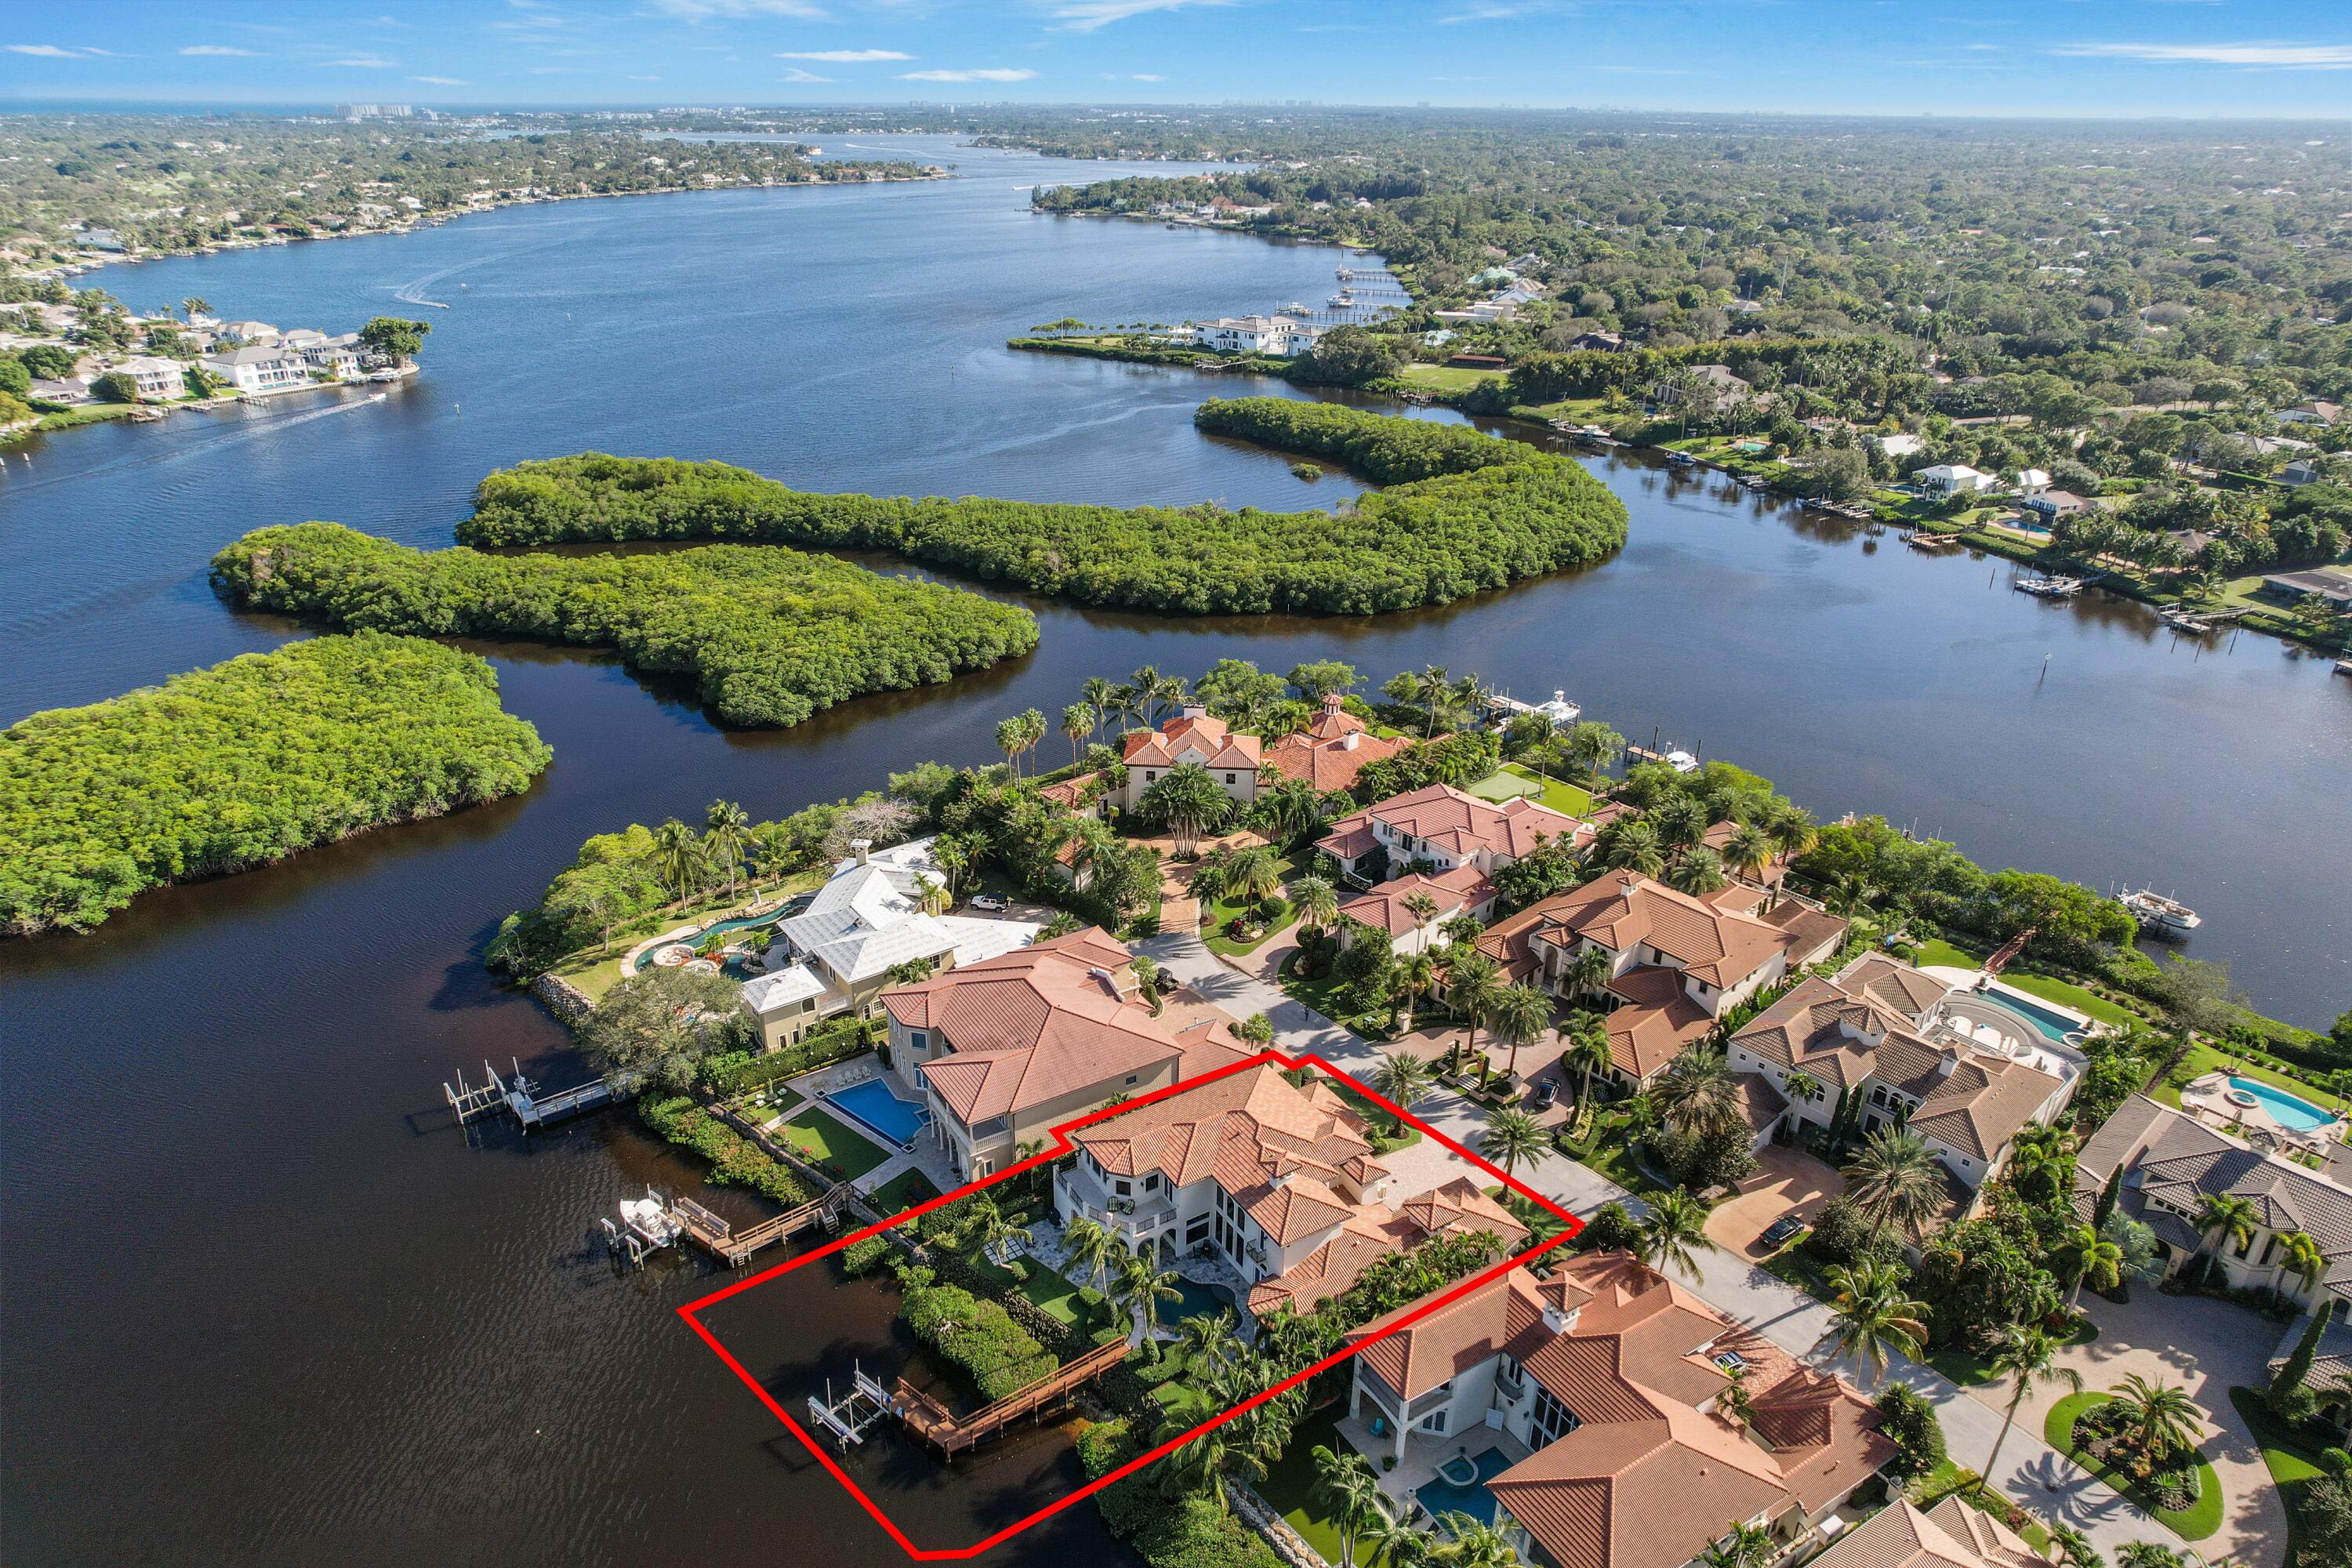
{"left": 637, "top": 1094, "right": 817, "bottom": 1207}
{"left": 899, "top": 1279, "right": 1058, "bottom": 1402}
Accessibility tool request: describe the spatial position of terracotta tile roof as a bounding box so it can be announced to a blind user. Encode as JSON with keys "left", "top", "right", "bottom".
{"left": 1248, "top": 1218, "right": 1400, "bottom": 1317}
{"left": 1345, "top": 1265, "right": 1559, "bottom": 1399}
{"left": 1806, "top": 1497, "right": 2047, "bottom": 1568}
{"left": 1338, "top": 866, "right": 1497, "bottom": 937}
{"left": 1122, "top": 710, "right": 1261, "bottom": 771}
{"left": 1488, "top": 1406, "right": 1792, "bottom": 1568}
{"left": 1265, "top": 699, "right": 1410, "bottom": 792}
{"left": 1909, "top": 1054, "right": 2065, "bottom": 1162}
{"left": 1599, "top": 966, "right": 1716, "bottom": 1081}
{"left": 1733, "top": 1070, "right": 1789, "bottom": 1134}
{"left": 1321, "top": 822, "right": 1380, "bottom": 862}
{"left": 1323, "top": 783, "right": 1583, "bottom": 867}
{"left": 883, "top": 928, "right": 1185, "bottom": 1126}
{"left": 1398, "top": 1176, "right": 1533, "bottom": 1248}
{"left": 1838, "top": 954, "right": 1948, "bottom": 1022}
{"left": 1548, "top": 871, "right": 1818, "bottom": 988}
{"left": 1039, "top": 771, "right": 1099, "bottom": 810}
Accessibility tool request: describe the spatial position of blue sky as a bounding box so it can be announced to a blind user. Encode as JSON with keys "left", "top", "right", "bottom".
{"left": 5, "top": 1, "right": 2350, "bottom": 118}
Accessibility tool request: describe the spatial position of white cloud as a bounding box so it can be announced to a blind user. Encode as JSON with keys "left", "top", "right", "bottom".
{"left": 652, "top": 0, "right": 830, "bottom": 19}
{"left": 2053, "top": 41, "right": 2352, "bottom": 69}
{"left": 899, "top": 67, "right": 1036, "bottom": 82}
{"left": 327, "top": 54, "right": 397, "bottom": 67}
{"left": 1131, "top": 72, "right": 1163, "bottom": 81}
{"left": 180, "top": 44, "right": 262, "bottom": 56}
{"left": 776, "top": 49, "right": 909, "bottom": 61}
{"left": 412, "top": 75, "right": 470, "bottom": 85}
{"left": 7, "top": 43, "right": 85, "bottom": 57}
{"left": 1048, "top": 0, "right": 1224, "bottom": 34}
{"left": 780, "top": 67, "right": 832, "bottom": 81}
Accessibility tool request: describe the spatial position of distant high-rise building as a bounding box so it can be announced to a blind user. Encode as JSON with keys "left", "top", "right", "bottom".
{"left": 335, "top": 104, "right": 412, "bottom": 121}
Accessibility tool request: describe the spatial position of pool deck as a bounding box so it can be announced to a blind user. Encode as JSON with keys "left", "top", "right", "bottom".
{"left": 1331, "top": 1411, "right": 1530, "bottom": 1526}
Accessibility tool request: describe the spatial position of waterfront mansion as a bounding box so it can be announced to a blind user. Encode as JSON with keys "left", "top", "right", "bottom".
{"left": 1476, "top": 869, "right": 1849, "bottom": 1092}
{"left": 1118, "top": 706, "right": 1262, "bottom": 813}
{"left": 881, "top": 927, "right": 1254, "bottom": 1181}
{"left": 1342, "top": 1251, "right": 1895, "bottom": 1568}
{"left": 1321, "top": 782, "right": 1586, "bottom": 889}
{"left": 1056, "top": 1062, "right": 1530, "bottom": 1317}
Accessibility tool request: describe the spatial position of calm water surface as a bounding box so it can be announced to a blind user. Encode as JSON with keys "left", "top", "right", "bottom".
{"left": 2, "top": 135, "right": 2347, "bottom": 1568}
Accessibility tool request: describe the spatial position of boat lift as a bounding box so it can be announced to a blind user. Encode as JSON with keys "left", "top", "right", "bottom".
{"left": 808, "top": 1362, "right": 898, "bottom": 1448}
{"left": 601, "top": 1185, "right": 687, "bottom": 1269}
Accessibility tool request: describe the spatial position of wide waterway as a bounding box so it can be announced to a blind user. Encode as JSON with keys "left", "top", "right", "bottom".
{"left": 2, "top": 135, "right": 2348, "bottom": 1566}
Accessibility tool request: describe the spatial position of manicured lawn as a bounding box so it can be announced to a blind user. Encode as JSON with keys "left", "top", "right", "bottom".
{"left": 964, "top": 1247, "right": 1087, "bottom": 1326}
{"left": 775, "top": 1105, "right": 891, "bottom": 1179}
{"left": 1904, "top": 938, "right": 2139, "bottom": 1030}
{"left": 1312, "top": 1071, "right": 1424, "bottom": 1152}
{"left": 2044, "top": 1392, "right": 2223, "bottom": 1541}
{"left": 2228, "top": 1387, "right": 2332, "bottom": 1566}
{"left": 1203, "top": 851, "right": 1300, "bottom": 957}
{"left": 2153, "top": 1041, "right": 2352, "bottom": 1126}
{"left": 1555, "top": 1108, "right": 1665, "bottom": 1195}
{"left": 865, "top": 1167, "right": 940, "bottom": 1221}
{"left": 1466, "top": 763, "right": 1596, "bottom": 818}
{"left": 1398, "top": 362, "right": 1505, "bottom": 394}
{"left": 1911, "top": 938, "right": 1985, "bottom": 972}
{"left": 1257, "top": 1406, "right": 1372, "bottom": 1566}
{"left": 1911, "top": 1461, "right": 2053, "bottom": 1552}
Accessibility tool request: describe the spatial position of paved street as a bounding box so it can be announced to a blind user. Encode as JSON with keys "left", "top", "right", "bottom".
{"left": 1137, "top": 931, "right": 2186, "bottom": 1564}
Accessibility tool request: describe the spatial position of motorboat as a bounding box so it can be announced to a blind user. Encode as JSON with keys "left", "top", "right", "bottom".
{"left": 1662, "top": 749, "right": 1700, "bottom": 774}
{"left": 2120, "top": 887, "right": 2201, "bottom": 933}
{"left": 2015, "top": 575, "right": 2083, "bottom": 598}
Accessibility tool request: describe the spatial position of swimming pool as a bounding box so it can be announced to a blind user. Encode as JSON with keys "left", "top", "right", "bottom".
{"left": 1168, "top": 1275, "right": 1238, "bottom": 1323}
{"left": 1417, "top": 1445, "right": 1513, "bottom": 1527}
{"left": 823, "top": 1080, "right": 927, "bottom": 1148}
{"left": 1984, "top": 985, "right": 2087, "bottom": 1044}
{"left": 2229, "top": 1076, "right": 2336, "bottom": 1134}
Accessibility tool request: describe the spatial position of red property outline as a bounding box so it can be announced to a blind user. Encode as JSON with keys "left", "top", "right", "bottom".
{"left": 680, "top": 1048, "right": 1581, "bottom": 1560}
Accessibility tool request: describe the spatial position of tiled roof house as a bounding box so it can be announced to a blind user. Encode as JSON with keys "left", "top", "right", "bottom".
{"left": 1264, "top": 695, "right": 1410, "bottom": 793}
{"left": 1119, "top": 706, "right": 1262, "bottom": 811}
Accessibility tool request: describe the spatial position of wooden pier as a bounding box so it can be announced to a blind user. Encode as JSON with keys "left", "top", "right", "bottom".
{"left": 894, "top": 1338, "right": 1131, "bottom": 1457}
{"left": 673, "top": 1187, "right": 851, "bottom": 1267}
{"left": 444, "top": 1058, "right": 623, "bottom": 1131}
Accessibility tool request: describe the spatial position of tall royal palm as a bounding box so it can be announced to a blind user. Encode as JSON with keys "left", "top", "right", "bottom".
{"left": 1560, "top": 1011, "right": 1613, "bottom": 1108}
{"left": 1984, "top": 1323, "right": 2084, "bottom": 1478}
{"left": 1060, "top": 703, "right": 1093, "bottom": 768}
{"left": 650, "top": 816, "right": 706, "bottom": 902}
{"left": 1446, "top": 952, "right": 1505, "bottom": 1063}
{"left": 702, "top": 798, "right": 750, "bottom": 897}
{"left": 1486, "top": 982, "right": 1555, "bottom": 1079}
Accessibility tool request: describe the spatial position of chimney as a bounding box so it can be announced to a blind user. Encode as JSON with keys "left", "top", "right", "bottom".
{"left": 1181, "top": 702, "right": 1207, "bottom": 720}
{"left": 851, "top": 838, "right": 873, "bottom": 865}
{"left": 1936, "top": 1051, "right": 1959, "bottom": 1078}
{"left": 1342, "top": 731, "right": 1360, "bottom": 751}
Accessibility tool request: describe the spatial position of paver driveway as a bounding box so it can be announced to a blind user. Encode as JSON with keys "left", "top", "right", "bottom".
{"left": 1704, "top": 1144, "right": 1846, "bottom": 1258}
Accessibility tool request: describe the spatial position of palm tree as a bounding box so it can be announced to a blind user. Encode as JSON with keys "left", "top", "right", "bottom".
{"left": 181, "top": 295, "right": 211, "bottom": 320}
{"left": 1721, "top": 822, "right": 1776, "bottom": 887}
{"left": 2109, "top": 1374, "right": 2200, "bottom": 1465}
{"left": 746, "top": 820, "right": 795, "bottom": 891}
{"left": 1312, "top": 1445, "right": 1392, "bottom": 1567}
{"left": 1061, "top": 703, "right": 1094, "bottom": 768}
{"left": 1666, "top": 846, "right": 1729, "bottom": 897}
{"left": 1486, "top": 982, "right": 1555, "bottom": 1080}
{"left": 1018, "top": 708, "right": 1048, "bottom": 775}
{"left": 1843, "top": 1127, "right": 1947, "bottom": 1246}
{"left": 1160, "top": 1404, "right": 1267, "bottom": 1511}
{"left": 1652, "top": 1051, "right": 1740, "bottom": 1136}
{"left": 650, "top": 816, "right": 706, "bottom": 902}
{"left": 1177, "top": 1308, "right": 1243, "bottom": 1377}
{"left": 1402, "top": 889, "right": 1442, "bottom": 938}
{"left": 966, "top": 1196, "right": 1034, "bottom": 1265}
{"left": 1630, "top": 1185, "right": 1712, "bottom": 1281}
{"left": 1823, "top": 1259, "right": 1929, "bottom": 1384}
{"left": 1702, "top": 1520, "right": 1776, "bottom": 1568}
{"left": 1595, "top": 818, "right": 1666, "bottom": 878}
{"left": 1225, "top": 845, "right": 1283, "bottom": 908}
{"left": 702, "top": 798, "right": 750, "bottom": 897}
{"left": 1984, "top": 1323, "right": 2085, "bottom": 1476}
{"left": 1447, "top": 952, "right": 1505, "bottom": 1060}
{"left": 2277, "top": 1229, "right": 2328, "bottom": 1302}
{"left": 1395, "top": 951, "right": 1442, "bottom": 1034}
{"left": 2048, "top": 1526, "right": 2100, "bottom": 1568}
{"left": 1783, "top": 1069, "right": 1824, "bottom": 1110}
{"left": 1371, "top": 1051, "right": 1437, "bottom": 1131}
{"left": 1290, "top": 874, "right": 1341, "bottom": 937}
{"left": 1430, "top": 1513, "right": 1516, "bottom": 1568}
{"left": 1411, "top": 664, "right": 1454, "bottom": 738}
{"left": 1363, "top": 1511, "right": 1438, "bottom": 1568}
{"left": 1762, "top": 804, "right": 1817, "bottom": 906}
{"left": 2053, "top": 1221, "right": 2125, "bottom": 1307}
{"left": 1560, "top": 942, "right": 1613, "bottom": 1003}
{"left": 1560, "top": 1011, "right": 1613, "bottom": 1107}
{"left": 1114, "top": 1250, "right": 1183, "bottom": 1348}
{"left": 1479, "top": 1106, "right": 1551, "bottom": 1181}
{"left": 1566, "top": 720, "right": 1623, "bottom": 785}
{"left": 2191, "top": 1191, "right": 2259, "bottom": 1285}
{"left": 996, "top": 713, "right": 1030, "bottom": 775}
{"left": 1080, "top": 676, "right": 1115, "bottom": 741}
{"left": 1139, "top": 762, "right": 1233, "bottom": 856}
{"left": 2007, "top": 1123, "right": 2078, "bottom": 1207}
{"left": 1128, "top": 664, "right": 1163, "bottom": 722}
{"left": 1060, "top": 1214, "right": 1117, "bottom": 1293}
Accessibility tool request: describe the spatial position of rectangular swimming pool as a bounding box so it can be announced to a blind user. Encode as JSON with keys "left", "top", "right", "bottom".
{"left": 823, "top": 1080, "right": 927, "bottom": 1148}
{"left": 1985, "top": 985, "right": 2087, "bottom": 1044}
{"left": 1416, "top": 1445, "right": 1513, "bottom": 1527}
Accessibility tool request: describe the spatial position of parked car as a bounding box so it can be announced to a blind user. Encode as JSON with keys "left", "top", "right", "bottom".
{"left": 968, "top": 893, "right": 1009, "bottom": 912}
{"left": 1759, "top": 1214, "right": 1809, "bottom": 1251}
{"left": 1529, "top": 1078, "right": 1560, "bottom": 1112}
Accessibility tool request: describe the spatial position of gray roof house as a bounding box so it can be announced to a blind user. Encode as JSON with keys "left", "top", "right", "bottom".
{"left": 2076, "top": 1094, "right": 2352, "bottom": 1310}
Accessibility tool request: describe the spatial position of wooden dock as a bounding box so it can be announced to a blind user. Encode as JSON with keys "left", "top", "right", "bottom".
{"left": 672, "top": 1188, "right": 849, "bottom": 1266}
{"left": 894, "top": 1338, "right": 1131, "bottom": 1457}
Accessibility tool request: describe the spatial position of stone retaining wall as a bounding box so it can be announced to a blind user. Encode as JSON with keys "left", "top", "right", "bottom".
{"left": 1231, "top": 1480, "right": 1334, "bottom": 1568}
{"left": 531, "top": 971, "right": 595, "bottom": 1023}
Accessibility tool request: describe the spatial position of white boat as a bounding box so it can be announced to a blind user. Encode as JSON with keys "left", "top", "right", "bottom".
{"left": 619, "top": 1195, "right": 684, "bottom": 1247}
{"left": 2121, "top": 888, "right": 2202, "bottom": 933}
{"left": 2016, "top": 575, "right": 2083, "bottom": 598}
{"left": 1662, "top": 749, "right": 1700, "bottom": 774}
{"left": 1328, "top": 291, "right": 1354, "bottom": 307}
{"left": 1278, "top": 301, "right": 1311, "bottom": 317}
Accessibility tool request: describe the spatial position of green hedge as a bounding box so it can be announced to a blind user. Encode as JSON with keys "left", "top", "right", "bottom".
{"left": 900, "top": 1279, "right": 1058, "bottom": 1401}
{"left": 637, "top": 1094, "right": 817, "bottom": 1207}
{"left": 1, "top": 632, "right": 550, "bottom": 935}
{"left": 451, "top": 403, "right": 1625, "bottom": 616}
{"left": 702, "top": 1019, "right": 876, "bottom": 1094}
{"left": 210, "top": 522, "right": 1039, "bottom": 728}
